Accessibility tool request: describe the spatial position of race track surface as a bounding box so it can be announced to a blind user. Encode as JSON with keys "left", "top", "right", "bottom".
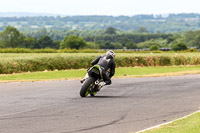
{"left": 0, "top": 74, "right": 200, "bottom": 133}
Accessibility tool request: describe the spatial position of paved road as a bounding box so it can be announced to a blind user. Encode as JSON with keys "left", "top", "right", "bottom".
{"left": 0, "top": 74, "right": 200, "bottom": 133}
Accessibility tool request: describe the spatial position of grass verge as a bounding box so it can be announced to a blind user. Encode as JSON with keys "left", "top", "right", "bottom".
{"left": 138, "top": 111, "right": 200, "bottom": 133}
{"left": 1, "top": 65, "right": 200, "bottom": 83}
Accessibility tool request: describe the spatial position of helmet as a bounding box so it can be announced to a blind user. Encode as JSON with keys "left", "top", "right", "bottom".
{"left": 106, "top": 50, "right": 115, "bottom": 59}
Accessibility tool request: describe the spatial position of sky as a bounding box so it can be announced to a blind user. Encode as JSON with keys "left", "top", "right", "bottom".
{"left": 0, "top": 0, "right": 200, "bottom": 16}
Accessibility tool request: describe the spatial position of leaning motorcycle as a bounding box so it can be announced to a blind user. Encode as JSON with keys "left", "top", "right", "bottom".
{"left": 80, "top": 65, "right": 106, "bottom": 97}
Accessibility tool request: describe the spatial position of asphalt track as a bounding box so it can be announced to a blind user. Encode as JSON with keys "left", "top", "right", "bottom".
{"left": 0, "top": 74, "right": 200, "bottom": 133}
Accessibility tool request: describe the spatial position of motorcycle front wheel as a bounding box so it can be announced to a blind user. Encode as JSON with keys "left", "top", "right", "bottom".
{"left": 80, "top": 77, "right": 95, "bottom": 97}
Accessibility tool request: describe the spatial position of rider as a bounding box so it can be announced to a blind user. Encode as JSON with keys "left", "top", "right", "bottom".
{"left": 81, "top": 50, "right": 116, "bottom": 85}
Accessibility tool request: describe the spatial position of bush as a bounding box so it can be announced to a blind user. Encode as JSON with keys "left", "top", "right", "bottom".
{"left": 187, "top": 48, "right": 198, "bottom": 52}
{"left": 172, "top": 42, "right": 188, "bottom": 51}
{"left": 149, "top": 45, "right": 159, "bottom": 51}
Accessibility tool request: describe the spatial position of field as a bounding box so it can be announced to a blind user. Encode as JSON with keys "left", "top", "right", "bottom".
{"left": 1, "top": 52, "right": 200, "bottom": 74}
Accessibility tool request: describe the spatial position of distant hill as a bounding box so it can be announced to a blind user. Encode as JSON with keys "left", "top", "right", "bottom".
{"left": 0, "top": 12, "right": 58, "bottom": 17}
{"left": 0, "top": 13, "right": 200, "bottom": 33}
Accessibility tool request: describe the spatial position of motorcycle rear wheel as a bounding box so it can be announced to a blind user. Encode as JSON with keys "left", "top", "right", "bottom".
{"left": 90, "top": 91, "right": 97, "bottom": 97}
{"left": 80, "top": 77, "right": 95, "bottom": 97}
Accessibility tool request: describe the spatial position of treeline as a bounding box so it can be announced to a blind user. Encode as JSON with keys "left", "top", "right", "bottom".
{"left": 1, "top": 26, "right": 200, "bottom": 51}
{"left": 0, "top": 27, "right": 60, "bottom": 49}
{"left": 1, "top": 13, "right": 200, "bottom": 33}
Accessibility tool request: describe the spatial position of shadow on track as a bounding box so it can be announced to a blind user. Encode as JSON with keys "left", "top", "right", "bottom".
{"left": 88, "top": 95, "right": 126, "bottom": 98}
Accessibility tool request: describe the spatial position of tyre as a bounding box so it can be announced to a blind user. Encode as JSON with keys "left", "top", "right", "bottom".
{"left": 90, "top": 91, "right": 97, "bottom": 97}
{"left": 80, "top": 77, "right": 95, "bottom": 97}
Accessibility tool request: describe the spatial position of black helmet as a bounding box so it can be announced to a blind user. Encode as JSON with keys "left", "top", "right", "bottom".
{"left": 106, "top": 50, "right": 115, "bottom": 59}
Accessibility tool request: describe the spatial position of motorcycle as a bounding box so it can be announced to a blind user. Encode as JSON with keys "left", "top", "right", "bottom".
{"left": 80, "top": 65, "right": 106, "bottom": 97}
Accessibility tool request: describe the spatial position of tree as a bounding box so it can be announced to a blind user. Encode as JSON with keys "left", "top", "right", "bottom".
{"left": 99, "top": 41, "right": 115, "bottom": 49}
{"left": 193, "top": 35, "right": 200, "bottom": 48}
{"left": 125, "top": 42, "right": 137, "bottom": 49}
{"left": 137, "top": 27, "right": 149, "bottom": 33}
{"left": 149, "top": 45, "right": 159, "bottom": 51}
{"left": 60, "top": 35, "right": 86, "bottom": 49}
{"left": 0, "top": 32, "right": 3, "bottom": 48}
{"left": 137, "top": 39, "right": 160, "bottom": 49}
{"left": 0, "top": 26, "right": 25, "bottom": 48}
{"left": 105, "top": 27, "right": 117, "bottom": 34}
{"left": 114, "top": 43, "right": 123, "bottom": 49}
{"left": 85, "top": 42, "right": 99, "bottom": 49}
{"left": 184, "top": 30, "right": 200, "bottom": 48}
{"left": 24, "top": 36, "right": 38, "bottom": 49}
{"left": 172, "top": 42, "right": 188, "bottom": 51}
{"left": 53, "top": 40, "right": 61, "bottom": 49}
{"left": 38, "top": 35, "right": 54, "bottom": 48}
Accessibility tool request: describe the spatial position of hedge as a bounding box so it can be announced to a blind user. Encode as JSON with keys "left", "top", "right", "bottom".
{"left": 1, "top": 55, "right": 200, "bottom": 74}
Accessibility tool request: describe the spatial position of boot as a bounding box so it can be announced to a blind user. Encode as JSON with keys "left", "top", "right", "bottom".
{"left": 80, "top": 78, "right": 86, "bottom": 83}
{"left": 80, "top": 73, "right": 89, "bottom": 83}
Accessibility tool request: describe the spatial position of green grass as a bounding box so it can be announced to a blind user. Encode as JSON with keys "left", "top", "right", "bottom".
{"left": 0, "top": 69, "right": 86, "bottom": 81}
{"left": 1, "top": 65, "right": 200, "bottom": 82}
{"left": 115, "top": 65, "right": 200, "bottom": 76}
{"left": 141, "top": 112, "right": 200, "bottom": 133}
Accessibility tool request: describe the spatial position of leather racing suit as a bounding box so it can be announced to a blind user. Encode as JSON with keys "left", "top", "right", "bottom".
{"left": 91, "top": 54, "right": 115, "bottom": 85}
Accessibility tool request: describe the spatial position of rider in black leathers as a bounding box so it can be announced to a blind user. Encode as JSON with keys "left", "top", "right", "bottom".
{"left": 81, "top": 50, "right": 116, "bottom": 85}
{"left": 91, "top": 50, "right": 115, "bottom": 85}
